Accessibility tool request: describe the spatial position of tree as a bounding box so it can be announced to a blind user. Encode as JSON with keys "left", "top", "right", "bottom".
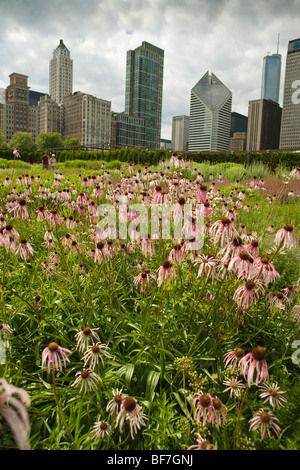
{"left": 36, "top": 132, "right": 64, "bottom": 151}
{"left": 64, "top": 136, "right": 81, "bottom": 148}
{"left": 0, "top": 129, "right": 7, "bottom": 149}
{"left": 9, "top": 132, "right": 36, "bottom": 152}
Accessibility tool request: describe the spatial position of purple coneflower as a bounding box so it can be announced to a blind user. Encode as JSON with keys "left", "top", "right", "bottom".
{"left": 141, "top": 234, "right": 155, "bottom": 257}
{"left": 116, "top": 396, "right": 147, "bottom": 440}
{"left": 71, "top": 368, "right": 101, "bottom": 393}
{"left": 0, "top": 323, "right": 13, "bottom": 339}
{"left": 253, "top": 255, "right": 280, "bottom": 285}
{"left": 82, "top": 341, "right": 111, "bottom": 370}
{"left": 157, "top": 260, "right": 176, "bottom": 287}
{"left": 274, "top": 224, "right": 298, "bottom": 249}
{"left": 187, "top": 433, "right": 215, "bottom": 450}
{"left": 291, "top": 305, "right": 300, "bottom": 324}
{"left": 258, "top": 382, "right": 287, "bottom": 410}
{"left": 168, "top": 243, "right": 186, "bottom": 265}
{"left": 268, "top": 291, "right": 286, "bottom": 311}
{"left": 75, "top": 327, "right": 100, "bottom": 353}
{"left": 193, "top": 253, "right": 218, "bottom": 280}
{"left": 233, "top": 279, "right": 265, "bottom": 309}
{"left": 249, "top": 409, "right": 281, "bottom": 440}
{"left": 106, "top": 388, "right": 128, "bottom": 415}
{"left": 228, "top": 250, "right": 254, "bottom": 279}
{"left": 94, "top": 241, "right": 109, "bottom": 264}
{"left": 245, "top": 239, "right": 259, "bottom": 258}
{"left": 9, "top": 199, "right": 30, "bottom": 220}
{"left": 153, "top": 185, "right": 163, "bottom": 203}
{"left": 218, "top": 236, "right": 245, "bottom": 262}
{"left": 224, "top": 347, "right": 245, "bottom": 372}
{"left": 197, "top": 184, "right": 208, "bottom": 204}
{"left": 200, "top": 201, "right": 212, "bottom": 218}
{"left": 193, "top": 391, "right": 213, "bottom": 427}
{"left": 41, "top": 341, "right": 72, "bottom": 373}
{"left": 281, "top": 283, "right": 298, "bottom": 304}
{"left": 91, "top": 420, "right": 112, "bottom": 439}
{"left": 209, "top": 397, "right": 227, "bottom": 428}
{"left": 134, "top": 269, "right": 156, "bottom": 293}
{"left": 15, "top": 238, "right": 34, "bottom": 261}
{"left": 0, "top": 378, "right": 31, "bottom": 450}
{"left": 239, "top": 346, "right": 269, "bottom": 386}
{"left": 209, "top": 217, "right": 239, "bottom": 247}
{"left": 223, "top": 377, "right": 246, "bottom": 398}
{"left": 290, "top": 167, "right": 300, "bottom": 179}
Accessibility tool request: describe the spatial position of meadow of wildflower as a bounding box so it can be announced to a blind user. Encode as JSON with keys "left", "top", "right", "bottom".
{"left": 0, "top": 155, "right": 299, "bottom": 451}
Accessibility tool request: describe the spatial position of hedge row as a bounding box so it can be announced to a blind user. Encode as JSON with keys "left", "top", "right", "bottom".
{"left": 0, "top": 148, "right": 299, "bottom": 171}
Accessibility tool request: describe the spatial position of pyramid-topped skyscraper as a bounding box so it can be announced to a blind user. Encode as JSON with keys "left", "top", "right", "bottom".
{"left": 49, "top": 39, "right": 73, "bottom": 105}
{"left": 188, "top": 72, "right": 232, "bottom": 152}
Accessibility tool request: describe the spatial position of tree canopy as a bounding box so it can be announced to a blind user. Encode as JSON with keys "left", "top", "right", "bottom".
{"left": 36, "top": 132, "right": 64, "bottom": 150}
{"left": 63, "top": 136, "right": 81, "bottom": 148}
{"left": 8, "top": 132, "right": 36, "bottom": 152}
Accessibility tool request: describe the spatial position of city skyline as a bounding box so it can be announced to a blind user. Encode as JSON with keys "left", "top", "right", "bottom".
{"left": 0, "top": 0, "right": 300, "bottom": 140}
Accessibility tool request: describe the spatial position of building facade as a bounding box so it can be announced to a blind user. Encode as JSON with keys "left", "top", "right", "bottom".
{"left": 63, "top": 92, "right": 111, "bottom": 147}
{"left": 0, "top": 73, "right": 40, "bottom": 142}
{"left": 261, "top": 53, "right": 281, "bottom": 104}
{"left": 49, "top": 39, "right": 73, "bottom": 105}
{"left": 230, "top": 132, "right": 247, "bottom": 152}
{"left": 124, "top": 41, "right": 164, "bottom": 150}
{"left": 188, "top": 71, "right": 232, "bottom": 152}
{"left": 230, "top": 112, "right": 248, "bottom": 137}
{"left": 38, "top": 94, "right": 64, "bottom": 135}
{"left": 111, "top": 112, "right": 145, "bottom": 148}
{"left": 279, "top": 38, "right": 300, "bottom": 150}
{"left": 171, "top": 115, "right": 190, "bottom": 152}
{"left": 246, "top": 99, "right": 282, "bottom": 151}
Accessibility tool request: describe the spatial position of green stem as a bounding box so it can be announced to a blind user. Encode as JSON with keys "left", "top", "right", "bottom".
{"left": 52, "top": 367, "right": 77, "bottom": 449}
{"left": 232, "top": 386, "right": 249, "bottom": 450}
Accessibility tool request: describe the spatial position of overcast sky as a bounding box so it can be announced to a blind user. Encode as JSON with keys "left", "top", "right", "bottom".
{"left": 0, "top": 0, "right": 300, "bottom": 139}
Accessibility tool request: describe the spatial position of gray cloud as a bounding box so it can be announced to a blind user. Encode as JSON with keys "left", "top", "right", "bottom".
{"left": 0, "top": 0, "right": 300, "bottom": 139}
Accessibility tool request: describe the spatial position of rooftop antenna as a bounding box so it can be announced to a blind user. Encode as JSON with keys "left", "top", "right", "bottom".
{"left": 277, "top": 33, "right": 280, "bottom": 54}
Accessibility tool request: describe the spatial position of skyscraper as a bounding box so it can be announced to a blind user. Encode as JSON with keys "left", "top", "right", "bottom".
{"left": 261, "top": 53, "right": 281, "bottom": 104}
{"left": 124, "top": 41, "right": 164, "bottom": 149}
{"left": 279, "top": 38, "right": 300, "bottom": 149}
{"left": 246, "top": 99, "right": 282, "bottom": 151}
{"left": 171, "top": 115, "right": 190, "bottom": 151}
{"left": 49, "top": 39, "right": 73, "bottom": 105}
{"left": 188, "top": 71, "right": 232, "bottom": 152}
{"left": 63, "top": 92, "right": 111, "bottom": 146}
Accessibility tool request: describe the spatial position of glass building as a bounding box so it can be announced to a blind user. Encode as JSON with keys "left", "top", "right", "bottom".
{"left": 125, "top": 41, "right": 164, "bottom": 150}
{"left": 261, "top": 53, "right": 281, "bottom": 104}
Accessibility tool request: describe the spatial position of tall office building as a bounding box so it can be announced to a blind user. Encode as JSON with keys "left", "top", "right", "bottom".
{"left": 124, "top": 41, "right": 164, "bottom": 150}
{"left": 49, "top": 39, "right": 73, "bottom": 105}
{"left": 279, "top": 38, "right": 300, "bottom": 149}
{"left": 63, "top": 92, "right": 111, "bottom": 146}
{"left": 111, "top": 112, "right": 145, "bottom": 148}
{"left": 246, "top": 99, "right": 282, "bottom": 151}
{"left": 38, "top": 94, "right": 64, "bottom": 134}
{"left": 171, "top": 115, "right": 190, "bottom": 152}
{"left": 0, "top": 73, "right": 39, "bottom": 142}
{"left": 231, "top": 112, "right": 248, "bottom": 137}
{"left": 261, "top": 53, "right": 281, "bottom": 103}
{"left": 188, "top": 71, "right": 232, "bottom": 152}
